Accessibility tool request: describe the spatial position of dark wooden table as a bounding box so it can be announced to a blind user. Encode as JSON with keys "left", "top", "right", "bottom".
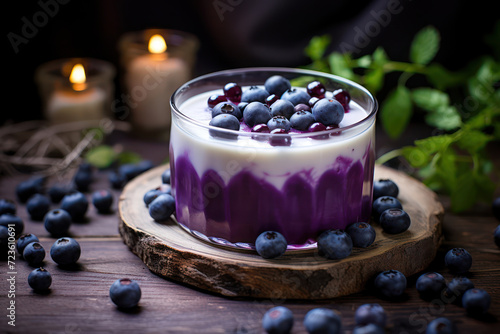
{"left": 1, "top": 127, "right": 499, "bottom": 334}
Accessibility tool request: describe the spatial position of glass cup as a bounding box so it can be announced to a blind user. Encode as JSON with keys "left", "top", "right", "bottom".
{"left": 170, "top": 68, "right": 377, "bottom": 250}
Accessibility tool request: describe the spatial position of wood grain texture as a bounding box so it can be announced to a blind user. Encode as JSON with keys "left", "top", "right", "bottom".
{"left": 119, "top": 164, "right": 444, "bottom": 299}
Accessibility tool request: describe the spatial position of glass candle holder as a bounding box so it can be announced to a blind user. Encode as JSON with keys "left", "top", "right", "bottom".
{"left": 118, "top": 29, "right": 199, "bottom": 139}
{"left": 169, "top": 68, "right": 378, "bottom": 250}
{"left": 35, "top": 58, "right": 115, "bottom": 124}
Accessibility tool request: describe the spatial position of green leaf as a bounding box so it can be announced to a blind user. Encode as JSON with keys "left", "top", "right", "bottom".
{"left": 85, "top": 145, "right": 116, "bottom": 169}
{"left": 305, "top": 35, "right": 331, "bottom": 61}
{"left": 435, "top": 147, "right": 457, "bottom": 193}
{"left": 372, "top": 47, "right": 389, "bottom": 66}
{"left": 425, "top": 106, "right": 462, "bottom": 130}
{"left": 412, "top": 88, "right": 450, "bottom": 112}
{"left": 414, "top": 134, "right": 453, "bottom": 155}
{"left": 426, "top": 63, "right": 465, "bottom": 90}
{"left": 401, "top": 146, "right": 430, "bottom": 168}
{"left": 457, "top": 130, "right": 492, "bottom": 153}
{"left": 450, "top": 170, "right": 477, "bottom": 212}
{"left": 380, "top": 86, "right": 413, "bottom": 139}
{"left": 410, "top": 25, "right": 440, "bottom": 65}
{"left": 116, "top": 151, "right": 142, "bottom": 165}
{"left": 328, "top": 52, "right": 356, "bottom": 81}
{"left": 364, "top": 68, "right": 384, "bottom": 94}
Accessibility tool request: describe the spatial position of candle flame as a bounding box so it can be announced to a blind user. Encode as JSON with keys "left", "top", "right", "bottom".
{"left": 69, "top": 64, "right": 86, "bottom": 91}
{"left": 148, "top": 34, "right": 167, "bottom": 54}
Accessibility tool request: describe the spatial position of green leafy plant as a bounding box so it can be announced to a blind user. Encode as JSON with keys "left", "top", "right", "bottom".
{"left": 303, "top": 24, "right": 500, "bottom": 212}
{"left": 85, "top": 145, "right": 142, "bottom": 169}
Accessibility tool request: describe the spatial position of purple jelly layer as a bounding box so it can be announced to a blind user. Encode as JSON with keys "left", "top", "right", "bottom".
{"left": 169, "top": 142, "right": 375, "bottom": 245}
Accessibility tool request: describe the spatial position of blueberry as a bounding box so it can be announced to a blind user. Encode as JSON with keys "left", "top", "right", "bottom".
{"left": 44, "top": 209, "right": 72, "bottom": 236}
{"left": 211, "top": 101, "right": 242, "bottom": 120}
{"left": 108, "top": 171, "right": 127, "bottom": 189}
{"left": 161, "top": 169, "right": 171, "bottom": 184}
{"left": 48, "top": 184, "right": 74, "bottom": 203}
{"left": 303, "top": 308, "right": 342, "bottom": 334}
{"left": 61, "top": 192, "right": 88, "bottom": 221}
{"left": 294, "top": 103, "right": 311, "bottom": 113}
{"left": 92, "top": 190, "right": 114, "bottom": 213}
{"left": 462, "top": 288, "right": 491, "bottom": 315}
{"left": 0, "top": 199, "right": 16, "bottom": 215}
{"left": 243, "top": 102, "right": 272, "bottom": 127}
{"left": 416, "top": 272, "right": 447, "bottom": 299}
{"left": 28, "top": 267, "right": 52, "bottom": 291}
{"left": 265, "top": 75, "right": 291, "bottom": 97}
{"left": 26, "top": 193, "right": 51, "bottom": 221}
{"left": 23, "top": 242, "right": 46, "bottom": 266}
{"left": 444, "top": 248, "right": 472, "bottom": 274}
{"left": 290, "top": 110, "right": 315, "bottom": 131}
{"left": 346, "top": 222, "right": 376, "bottom": 248}
{"left": 241, "top": 86, "right": 269, "bottom": 104}
{"left": 425, "top": 317, "right": 456, "bottom": 334}
{"left": 373, "top": 270, "right": 407, "bottom": 298}
{"left": 238, "top": 102, "right": 249, "bottom": 113}
{"left": 73, "top": 170, "right": 92, "bottom": 192}
{"left": 0, "top": 226, "right": 9, "bottom": 257}
{"left": 16, "top": 176, "right": 45, "bottom": 203}
{"left": 209, "top": 114, "right": 240, "bottom": 137}
{"left": 50, "top": 237, "right": 81, "bottom": 266}
{"left": 255, "top": 231, "right": 287, "bottom": 259}
{"left": 372, "top": 196, "right": 402, "bottom": 223}
{"left": 281, "top": 88, "right": 311, "bottom": 106}
{"left": 16, "top": 233, "right": 39, "bottom": 255}
{"left": 379, "top": 208, "right": 411, "bottom": 234}
{"left": 267, "top": 116, "right": 291, "bottom": 132}
{"left": 353, "top": 324, "right": 385, "bottom": 334}
{"left": 317, "top": 229, "right": 353, "bottom": 260}
{"left": 109, "top": 278, "right": 141, "bottom": 309}
{"left": 149, "top": 193, "right": 175, "bottom": 221}
{"left": 492, "top": 196, "right": 500, "bottom": 221}
{"left": 373, "top": 179, "right": 399, "bottom": 200}
{"left": 207, "top": 94, "right": 227, "bottom": 109}
{"left": 355, "top": 303, "right": 386, "bottom": 328}
{"left": 262, "top": 306, "right": 294, "bottom": 334}
{"left": 270, "top": 99, "right": 295, "bottom": 119}
{"left": 0, "top": 214, "right": 24, "bottom": 237}
{"left": 119, "top": 160, "right": 154, "bottom": 181}
{"left": 312, "top": 98, "right": 344, "bottom": 126}
{"left": 144, "top": 189, "right": 163, "bottom": 207}
{"left": 223, "top": 82, "right": 242, "bottom": 103}
{"left": 307, "top": 81, "right": 326, "bottom": 99}
{"left": 495, "top": 225, "right": 500, "bottom": 248}
{"left": 445, "top": 277, "right": 474, "bottom": 305}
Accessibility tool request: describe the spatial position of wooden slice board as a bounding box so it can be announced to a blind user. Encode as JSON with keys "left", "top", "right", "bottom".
{"left": 118, "top": 164, "right": 444, "bottom": 299}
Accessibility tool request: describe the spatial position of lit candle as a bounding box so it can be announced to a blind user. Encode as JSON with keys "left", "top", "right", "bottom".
{"left": 46, "top": 63, "right": 107, "bottom": 123}
{"left": 125, "top": 34, "right": 190, "bottom": 133}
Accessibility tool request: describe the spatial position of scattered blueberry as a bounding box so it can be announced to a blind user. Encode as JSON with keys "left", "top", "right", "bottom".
{"left": 26, "top": 193, "right": 51, "bottom": 221}
{"left": 251, "top": 124, "right": 271, "bottom": 133}
{"left": 241, "top": 86, "right": 269, "bottom": 104}
{"left": 149, "top": 193, "right": 176, "bottom": 221}
{"left": 265, "top": 94, "right": 279, "bottom": 106}
{"left": 445, "top": 277, "right": 474, "bottom": 305}
{"left": 161, "top": 169, "right": 171, "bottom": 184}
{"left": 207, "top": 94, "right": 227, "bottom": 109}
{"left": 143, "top": 189, "right": 163, "bottom": 207}
{"left": 267, "top": 116, "right": 291, "bottom": 132}
{"left": 61, "top": 192, "right": 88, "bottom": 221}
{"left": 379, "top": 208, "right": 411, "bottom": 234}
{"left": 444, "top": 248, "right": 472, "bottom": 274}
{"left": 492, "top": 196, "right": 500, "bottom": 221}
{"left": 317, "top": 229, "right": 353, "bottom": 260}
{"left": 255, "top": 231, "right": 287, "bottom": 259}
{"left": 209, "top": 114, "right": 240, "bottom": 137}
{"left": 303, "top": 308, "right": 342, "bottom": 334}
{"left": 494, "top": 225, "right": 500, "bottom": 248}
{"left": 28, "top": 267, "right": 52, "bottom": 291}
{"left": 264, "top": 75, "right": 291, "bottom": 97}
{"left": 119, "top": 160, "right": 154, "bottom": 181}
{"left": 462, "top": 288, "right": 491, "bottom": 315}
{"left": 92, "top": 190, "right": 114, "bottom": 213}
{"left": 346, "top": 222, "right": 376, "bottom": 248}
{"left": 307, "top": 81, "right": 326, "bottom": 99}
{"left": 281, "top": 88, "right": 311, "bottom": 106}
{"left": 262, "top": 306, "right": 294, "bottom": 334}
{"left": 73, "top": 169, "right": 92, "bottom": 192}
{"left": 0, "top": 226, "right": 9, "bottom": 258}
{"left": 211, "top": 101, "right": 242, "bottom": 120}
{"left": 243, "top": 102, "right": 272, "bottom": 127}
{"left": 0, "top": 213, "right": 24, "bottom": 237}
{"left": 425, "top": 317, "right": 456, "bottom": 334}
{"left": 16, "top": 176, "right": 45, "bottom": 203}
{"left": 16, "top": 233, "right": 39, "bottom": 255}
{"left": 269, "top": 128, "right": 292, "bottom": 147}
{"left": 294, "top": 103, "right": 311, "bottom": 112}
{"left": 0, "top": 199, "right": 16, "bottom": 215}
{"left": 333, "top": 89, "right": 351, "bottom": 110}
{"left": 109, "top": 278, "right": 141, "bottom": 309}
{"left": 355, "top": 303, "right": 386, "bottom": 328}
{"left": 48, "top": 184, "right": 74, "bottom": 203}
{"left": 44, "top": 209, "right": 72, "bottom": 236}
{"left": 416, "top": 272, "right": 447, "bottom": 299}
{"left": 223, "top": 82, "right": 242, "bottom": 103}
{"left": 353, "top": 324, "right": 385, "bottom": 334}
{"left": 270, "top": 100, "right": 295, "bottom": 119}
{"left": 290, "top": 110, "right": 315, "bottom": 131}
{"left": 50, "top": 237, "right": 81, "bottom": 266}
{"left": 312, "top": 98, "right": 344, "bottom": 126}
{"left": 373, "top": 179, "right": 399, "bottom": 200}
{"left": 372, "top": 196, "right": 403, "bottom": 223}
{"left": 373, "top": 270, "right": 407, "bottom": 298}
{"left": 23, "top": 241, "right": 46, "bottom": 266}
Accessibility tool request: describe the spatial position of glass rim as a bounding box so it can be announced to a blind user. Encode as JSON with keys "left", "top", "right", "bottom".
{"left": 170, "top": 67, "right": 378, "bottom": 138}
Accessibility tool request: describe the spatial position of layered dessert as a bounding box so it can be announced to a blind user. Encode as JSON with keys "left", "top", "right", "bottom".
{"left": 169, "top": 68, "right": 377, "bottom": 248}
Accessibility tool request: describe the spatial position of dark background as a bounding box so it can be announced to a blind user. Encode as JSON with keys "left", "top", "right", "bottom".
{"left": 4, "top": 0, "right": 498, "bottom": 124}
